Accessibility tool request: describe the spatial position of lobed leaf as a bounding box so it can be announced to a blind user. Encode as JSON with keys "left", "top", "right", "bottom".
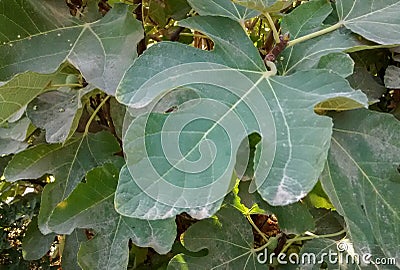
{"left": 0, "top": 2, "right": 143, "bottom": 95}
{"left": 115, "top": 16, "right": 368, "bottom": 220}
{"left": 115, "top": 164, "right": 224, "bottom": 220}
{"left": 49, "top": 163, "right": 176, "bottom": 270}
{"left": 4, "top": 131, "right": 121, "bottom": 234}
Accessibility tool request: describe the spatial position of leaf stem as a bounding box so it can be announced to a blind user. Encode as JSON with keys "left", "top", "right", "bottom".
{"left": 50, "top": 83, "right": 83, "bottom": 88}
{"left": 180, "top": 33, "right": 210, "bottom": 39}
{"left": 84, "top": 95, "right": 110, "bottom": 135}
{"left": 253, "top": 235, "right": 280, "bottom": 253}
{"left": 246, "top": 214, "right": 269, "bottom": 243}
{"left": 264, "top": 12, "right": 280, "bottom": 44}
{"left": 287, "top": 22, "right": 343, "bottom": 48}
{"left": 253, "top": 228, "right": 347, "bottom": 254}
{"left": 280, "top": 228, "right": 347, "bottom": 253}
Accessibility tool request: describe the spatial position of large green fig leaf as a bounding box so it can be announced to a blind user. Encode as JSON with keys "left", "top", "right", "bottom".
{"left": 4, "top": 131, "right": 120, "bottom": 234}
{"left": 168, "top": 202, "right": 264, "bottom": 270}
{"left": 336, "top": 0, "right": 400, "bottom": 44}
{"left": 187, "top": 0, "right": 259, "bottom": 22}
{"left": 115, "top": 16, "right": 367, "bottom": 220}
{"left": 0, "top": 2, "right": 143, "bottom": 95}
{"left": 321, "top": 109, "right": 400, "bottom": 267}
{"left": 49, "top": 163, "right": 176, "bottom": 270}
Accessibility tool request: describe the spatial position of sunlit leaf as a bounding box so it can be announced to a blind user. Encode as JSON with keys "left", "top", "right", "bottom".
{"left": 0, "top": 64, "right": 74, "bottom": 125}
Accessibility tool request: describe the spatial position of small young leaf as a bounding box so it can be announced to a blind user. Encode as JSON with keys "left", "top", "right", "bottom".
{"left": 316, "top": 52, "right": 354, "bottom": 78}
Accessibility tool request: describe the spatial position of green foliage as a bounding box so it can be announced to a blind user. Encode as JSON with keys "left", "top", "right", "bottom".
{"left": 168, "top": 197, "right": 263, "bottom": 270}
{"left": 1, "top": 0, "right": 400, "bottom": 269}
